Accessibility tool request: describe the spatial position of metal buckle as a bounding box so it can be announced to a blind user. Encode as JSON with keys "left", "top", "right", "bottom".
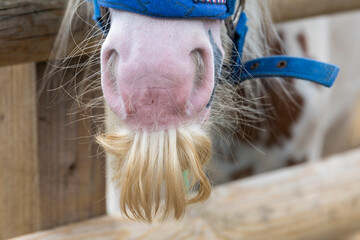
{"left": 225, "top": 0, "right": 246, "bottom": 40}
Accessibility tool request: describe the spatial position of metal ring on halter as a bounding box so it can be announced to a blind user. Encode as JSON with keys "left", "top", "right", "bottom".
{"left": 225, "top": 0, "right": 246, "bottom": 40}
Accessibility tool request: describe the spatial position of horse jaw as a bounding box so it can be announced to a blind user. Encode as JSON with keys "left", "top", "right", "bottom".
{"left": 101, "top": 10, "right": 224, "bottom": 131}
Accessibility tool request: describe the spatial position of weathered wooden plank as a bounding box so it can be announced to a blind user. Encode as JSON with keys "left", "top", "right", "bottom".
{"left": 12, "top": 148, "right": 360, "bottom": 240}
{"left": 351, "top": 96, "right": 360, "bottom": 147}
{"left": 0, "top": 0, "right": 67, "bottom": 66}
{"left": 0, "top": 63, "right": 41, "bottom": 239}
{"left": 200, "top": 150, "right": 360, "bottom": 240}
{"left": 2, "top": 0, "right": 360, "bottom": 66}
{"left": 36, "top": 62, "right": 106, "bottom": 230}
{"left": 270, "top": 0, "right": 360, "bottom": 22}
{"left": 0, "top": 0, "right": 90, "bottom": 66}
{"left": 0, "top": 60, "right": 106, "bottom": 239}
{"left": 348, "top": 232, "right": 360, "bottom": 240}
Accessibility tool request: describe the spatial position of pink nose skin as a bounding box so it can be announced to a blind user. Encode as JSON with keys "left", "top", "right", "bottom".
{"left": 101, "top": 10, "right": 224, "bottom": 131}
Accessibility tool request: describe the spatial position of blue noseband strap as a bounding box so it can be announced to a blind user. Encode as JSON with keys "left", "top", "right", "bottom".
{"left": 239, "top": 56, "right": 339, "bottom": 87}
{"left": 89, "top": 0, "right": 339, "bottom": 88}
{"left": 231, "top": 12, "right": 339, "bottom": 87}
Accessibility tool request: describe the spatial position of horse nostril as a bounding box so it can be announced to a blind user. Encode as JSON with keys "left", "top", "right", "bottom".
{"left": 105, "top": 51, "right": 119, "bottom": 89}
{"left": 191, "top": 49, "right": 206, "bottom": 87}
{"left": 107, "top": 51, "right": 118, "bottom": 70}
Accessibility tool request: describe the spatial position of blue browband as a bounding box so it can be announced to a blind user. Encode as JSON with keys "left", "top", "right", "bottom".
{"left": 89, "top": 0, "right": 339, "bottom": 88}
{"left": 96, "top": 0, "right": 235, "bottom": 19}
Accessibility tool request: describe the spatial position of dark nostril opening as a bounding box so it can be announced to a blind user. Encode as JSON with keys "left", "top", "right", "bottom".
{"left": 106, "top": 51, "right": 119, "bottom": 90}
{"left": 191, "top": 49, "right": 206, "bottom": 87}
{"left": 105, "top": 50, "right": 118, "bottom": 74}
{"left": 277, "top": 60, "right": 288, "bottom": 69}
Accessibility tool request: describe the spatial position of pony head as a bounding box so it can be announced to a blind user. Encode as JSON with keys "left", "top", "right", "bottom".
{"left": 56, "top": 0, "right": 272, "bottom": 223}
{"left": 99, "top": 6, "right": 226, "bottom": 222}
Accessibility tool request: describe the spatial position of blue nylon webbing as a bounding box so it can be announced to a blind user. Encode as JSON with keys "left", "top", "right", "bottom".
{"left": 92, "top": 0, "right": 110, "bottom": 33}
{"left": 93, "top": 0, "right": 101, "bottom": 21}
{"left": 230, "top": 12, "right": 339, "bottom": 87}
{"left": 239, "top": 56, "right": 339, "bottom": 87}
{"left": 231, "top": 11, "right": 248, "bottom": 80}
{"left": 96, "top": 0, "right": 231, "bottom": 19}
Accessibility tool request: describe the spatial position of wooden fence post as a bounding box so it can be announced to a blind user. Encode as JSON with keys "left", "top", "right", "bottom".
{"left": 0, "top": 63, "right": 41, "bottom": 239}
{"left": 36, "top": 62, "right": 106, "bottom": 230}
{"left": 269, "top": 0, "right": 360, "bottom": 22}
{"left": 0, "top": 61, "right": 106, "bottom": 239}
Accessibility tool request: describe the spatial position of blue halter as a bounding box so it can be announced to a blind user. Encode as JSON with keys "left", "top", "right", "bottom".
{"left": 89, "top": 0, "right": 339, "bottom": 88}
{"left": 94, "top": 0, "right": 235, "bottom": 19}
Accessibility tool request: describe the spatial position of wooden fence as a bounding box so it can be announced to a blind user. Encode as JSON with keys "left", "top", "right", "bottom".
{"left": 1, "top": 0, "right": 360, "bottom": 239}
{"left": 11, "top": 149, "right": 360, "bottom": 240}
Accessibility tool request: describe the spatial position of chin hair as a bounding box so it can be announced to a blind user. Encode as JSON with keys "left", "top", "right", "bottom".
{"left": 96, "top": 124, "right": 212, "bottom": 223}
